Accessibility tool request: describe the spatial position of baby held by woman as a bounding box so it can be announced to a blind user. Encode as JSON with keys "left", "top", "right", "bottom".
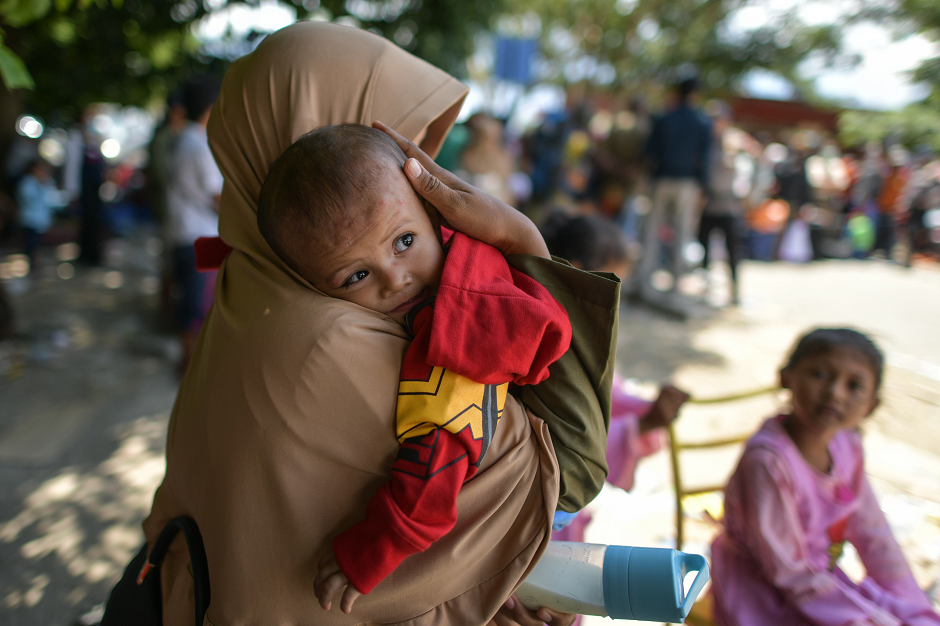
{"left": 256, "top": 124, "right": 605, "bottom": 613}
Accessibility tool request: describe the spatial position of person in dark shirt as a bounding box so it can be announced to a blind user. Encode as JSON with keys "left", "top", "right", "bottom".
{"left": 639, "top": 77, "right": 712, "bottom": 307}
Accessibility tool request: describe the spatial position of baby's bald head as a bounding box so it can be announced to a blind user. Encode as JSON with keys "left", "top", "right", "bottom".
{"left": 257, "top": 123, "right": 408, "bottom": 277}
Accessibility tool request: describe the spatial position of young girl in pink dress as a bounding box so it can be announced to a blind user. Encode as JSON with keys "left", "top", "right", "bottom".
{"left": 711, "top": 328, "right": 940, "bottom": 626}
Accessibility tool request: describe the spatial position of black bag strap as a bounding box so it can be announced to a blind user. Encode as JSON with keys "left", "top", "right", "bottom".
{"left": 137, "top": 516, "right": 211, "bottom": 626}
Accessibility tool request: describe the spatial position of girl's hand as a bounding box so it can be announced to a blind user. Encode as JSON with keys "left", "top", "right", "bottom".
{"left": 373, "top": 121, "right": 550, "bottom": 259}
{"left": 487, "top": 594, "right": 577, "bottom": 626}
{"left": 313, "top": 549, "right": 362, "bottom": 613}
{"left": 641, "top": 385, "right": 691, "bottom": 434}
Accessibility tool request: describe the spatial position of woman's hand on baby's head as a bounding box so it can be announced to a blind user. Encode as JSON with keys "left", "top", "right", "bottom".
{"left": 374, "top": 121, "right": 550, "bottom": 259}
{"left": 314, "top": 549, "right": 362, "bottom": 613}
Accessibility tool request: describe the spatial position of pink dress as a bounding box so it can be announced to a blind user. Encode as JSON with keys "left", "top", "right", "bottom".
{"left": 711, "top": 415, "right": 940, "bottom": 626}
{"left": 552, "top": 374, "right": 664, "bottom": 543}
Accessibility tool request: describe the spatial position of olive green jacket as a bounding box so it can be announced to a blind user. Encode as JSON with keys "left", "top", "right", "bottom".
{"left": 509, "top": 255, "right": 620, "bottom": 512}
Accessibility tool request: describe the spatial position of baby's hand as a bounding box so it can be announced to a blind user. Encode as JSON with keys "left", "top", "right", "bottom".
{"left": 314, "top": 549, "right": 362, "bottom": 613}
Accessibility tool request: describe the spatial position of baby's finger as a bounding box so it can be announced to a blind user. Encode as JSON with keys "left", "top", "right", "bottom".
{"left": 315, "top": 573, "right": 346, "bottom": 611}
{"left": 536, "top": 606, "right": 578, "bottom": 626}
{"left": 502, "top": 594, "right": 550, "bottom": 626}
{"left": 340, "top": 585, "right": 362, "bottom": 614}
{"left": 313, "top": 554, "right": 335, "bottom": 590}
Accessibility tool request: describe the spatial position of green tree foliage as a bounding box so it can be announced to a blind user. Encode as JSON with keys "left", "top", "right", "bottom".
{"left": 499, "top": 0, "right": 844, "bottom": 94}
{"left": 834, "top": 0, "right": 940, "bottom": 150}
{"left": 839, "top": 105, "right": 940, "bottom": 151}
{"left": 897, "top": 0, "right": 940, "bottom": 100}
{"left": 1, "top": 0, "right": 223, "bottom": 121}
{"left": 1, "top": 0, "right": 503, "bottom": 121}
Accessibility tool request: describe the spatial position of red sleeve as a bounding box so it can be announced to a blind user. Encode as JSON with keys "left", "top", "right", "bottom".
{"left": 332, "top": 427, "right": 474, "bottom": 594}
{"left": 428, "top": 232, "right": 571, "bottom": 386}
{"left": 193, "top": 236, "right": 233, "bottom": 271}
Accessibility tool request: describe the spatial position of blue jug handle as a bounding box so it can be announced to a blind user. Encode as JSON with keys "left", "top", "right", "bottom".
{"left": 678, "top": 553, "right": 710, "bottom": 617}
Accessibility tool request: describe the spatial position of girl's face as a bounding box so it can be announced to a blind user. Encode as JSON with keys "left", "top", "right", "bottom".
{"left": 781, "top": 346, "right": 880, "bottom": 439}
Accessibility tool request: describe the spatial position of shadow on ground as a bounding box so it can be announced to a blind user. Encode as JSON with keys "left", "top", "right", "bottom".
{"left": 0, "top": 236, "right": 178, "bottom": 626}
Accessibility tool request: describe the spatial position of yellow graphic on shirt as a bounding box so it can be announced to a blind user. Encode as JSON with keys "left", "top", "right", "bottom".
{"left": 397, "top": 366, "right": 507, "bottom": 451}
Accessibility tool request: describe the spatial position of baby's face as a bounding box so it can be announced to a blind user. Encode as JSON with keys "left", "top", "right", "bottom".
{"left": 302, "top": 159, "right": 445, "bottom": 326}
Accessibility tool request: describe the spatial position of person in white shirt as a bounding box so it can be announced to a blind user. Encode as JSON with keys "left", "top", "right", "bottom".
{"left": 166, "top": 77, "right": 222, "bottom": 370}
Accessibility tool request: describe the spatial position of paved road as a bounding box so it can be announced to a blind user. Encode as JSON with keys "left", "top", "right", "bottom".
{"left": 1, "top": 245, "right": 938, "bottom": 625}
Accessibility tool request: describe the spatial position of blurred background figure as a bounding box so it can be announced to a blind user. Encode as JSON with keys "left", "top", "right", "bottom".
{"left": 15, "top": 157, "right": 65, "bottom": 272}
{"left": 458, "top": 113, "right": 517, "bottom": 206}
{"left": 849, "top": 141, "right": 885, "bottom": 219}
{"left": 148, "top": 91, "right": 188, "bottom": 324}
{"left": 873, "top": 146, "right": 909, "bottom": 260}
{"left": 77, "top": 109, "right": 106, "bottom": 266}
{"left": 905, "top": 152, "right": 940, "bottom": 266}
{"left": 588, "top": 98, "right": 651, "bottom": 222}
{"left": 147, "top": 91, "right": 187, "bottom": 232}
{"left": 639, "top": 76, "right": 712, "bottom": 309}
{"left": 526, "top": 109, "right": 570, "bottom": 205}
{"left": 698, "top": 102, "right": 744, "bottom": 305}
{"left": 165, "top": 77, "right": 222, "bottom": 371}
{"left": 772, "top": 139, "right": 812, "bottom": 259}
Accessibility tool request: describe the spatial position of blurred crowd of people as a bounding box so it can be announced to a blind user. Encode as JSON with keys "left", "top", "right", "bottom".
{"left": 0, "top": 77, "right": 223, "bottom": 369}
{"left": 437, "top": 77, "right": 940, "bottom": 313}
{"left": 2, "top": 74, "right": 940, "bottom": 337}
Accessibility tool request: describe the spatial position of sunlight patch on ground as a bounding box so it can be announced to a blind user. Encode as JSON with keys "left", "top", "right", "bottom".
{"left": 0, "top": 413, "right": 168, "bottom": 609}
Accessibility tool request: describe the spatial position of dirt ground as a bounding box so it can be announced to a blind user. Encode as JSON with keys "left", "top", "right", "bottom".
{"left": 1, "top": 236, "right": 938, "bottom": 625}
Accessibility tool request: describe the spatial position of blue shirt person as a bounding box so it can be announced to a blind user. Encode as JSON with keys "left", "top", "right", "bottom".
{"left": 17, "top": 159, "right": 66, "bottom": 268}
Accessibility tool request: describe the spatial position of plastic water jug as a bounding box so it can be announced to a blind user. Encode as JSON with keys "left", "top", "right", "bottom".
{"left": 516, "top": 542, "right": 709, "bottom": 623}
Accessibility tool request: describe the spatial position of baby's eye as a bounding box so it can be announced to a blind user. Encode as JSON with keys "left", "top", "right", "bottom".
{"left": 394, "top": 233, "right": 414, "bottom": 253}
{"left": 344, "top": 270, "right": 368, "bottom": 287}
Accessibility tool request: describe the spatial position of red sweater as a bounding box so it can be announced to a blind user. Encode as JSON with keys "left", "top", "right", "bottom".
{"left": 332, "top": 232, "right": 572, "bottom": 594}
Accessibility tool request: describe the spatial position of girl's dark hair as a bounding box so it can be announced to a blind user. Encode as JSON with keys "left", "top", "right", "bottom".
{"left": 540, "top": 211, "right": 630, "bottom": 272}
{"left": 783, "top": 328, "right": 885, "bottom": 391}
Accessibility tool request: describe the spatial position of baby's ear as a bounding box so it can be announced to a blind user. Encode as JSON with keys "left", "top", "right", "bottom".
{"left": 422, "top": 199, "right": 444, "bottom": 247}
{"left": 865, "top": 397, "right": 881, "bottom": 418}
{"left": 779, "top": 368, "right": 792, "bottom": 390}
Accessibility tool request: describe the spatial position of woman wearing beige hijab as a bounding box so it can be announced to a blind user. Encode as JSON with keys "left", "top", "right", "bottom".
{"left": 142, "top": 22, "right": 620, "bottom": 626}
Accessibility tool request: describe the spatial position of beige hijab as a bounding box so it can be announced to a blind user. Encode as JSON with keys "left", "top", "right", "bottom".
{"left": 143, "top": 22, "right": 559, "bottom": 626}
